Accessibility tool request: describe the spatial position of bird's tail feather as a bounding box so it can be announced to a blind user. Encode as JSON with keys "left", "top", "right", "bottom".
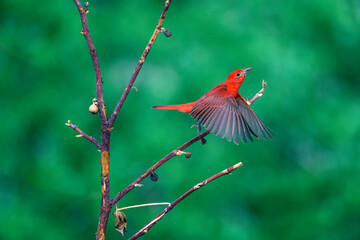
{"left": 152, "top": 103, "right": 194, "bottom": 113}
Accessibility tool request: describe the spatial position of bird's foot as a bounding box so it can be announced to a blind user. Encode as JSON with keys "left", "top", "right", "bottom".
{"left": 191, "top": 122, "right": 207, "bottom": 145}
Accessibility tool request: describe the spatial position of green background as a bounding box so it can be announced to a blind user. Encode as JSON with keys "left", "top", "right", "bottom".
{"left": 1, "top": 0, "right": 360, "bottom": 239}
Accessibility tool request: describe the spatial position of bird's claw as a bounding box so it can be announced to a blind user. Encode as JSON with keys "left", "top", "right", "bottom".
{"left": 193, "top": 122, "right": 207, "bottom": 145}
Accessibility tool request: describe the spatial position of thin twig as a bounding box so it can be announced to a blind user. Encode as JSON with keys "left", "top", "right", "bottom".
{"left": 247, "top": 80, "right": 267, "bottom": 106}
{"left": 111, "top": 130, "right": 210, "bottom": 206}
{"left": 117, "top": 202, "right": 171, "bottom": 211}
{"left": 108, "top": 0, "right": 172, "bottom": 127}
{"left": 65, "top": 120, "right": 101, "bottom": 148}
{"left": 73, "top": 0, "right": 107, "bottom": 126}
{"left": 128, "top": 162, "right": 243, "bottom": 239}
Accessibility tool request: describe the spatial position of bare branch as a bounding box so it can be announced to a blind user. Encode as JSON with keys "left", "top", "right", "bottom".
{"left": 108, "top": 0, "right": 172, "bottom": 127}
{"left": 128, "top": 162, "right": 243, "bottom": 239}
{"left": 73, "top": 0, "right": 107, "bottom": 125}
{"left": 65, "top": 120, "right": 100, "bottom": 148}
{"left": 96, "top": 150, "right": 111, "bottom": 240}
{"left": 73, "top": 2, "right": 112, "bottom": 240}
{"left": 111, "top": 130, "right": 210, "bottom": 206}
{"left": 247, "top": 80, "right": 267, "bottom": 106}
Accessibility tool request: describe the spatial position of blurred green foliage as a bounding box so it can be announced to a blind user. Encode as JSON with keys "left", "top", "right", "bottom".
{"left": 1, "top": 0, "right": 360, "bottom": 239}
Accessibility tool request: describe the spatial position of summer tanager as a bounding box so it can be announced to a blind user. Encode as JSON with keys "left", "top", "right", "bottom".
{"left": 153, "top": 68, "right": 273, "bottom": 144}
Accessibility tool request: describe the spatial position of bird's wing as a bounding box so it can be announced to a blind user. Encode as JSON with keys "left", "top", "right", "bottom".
{"left": 190, "top": 87, "right": 256, "bottom": 144}
{"left": 235, "top": 95, "right": 273, "bottom": 140}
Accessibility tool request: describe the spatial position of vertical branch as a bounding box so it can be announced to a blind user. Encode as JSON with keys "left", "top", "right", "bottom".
{"left": 73, "top": 1, "right": 172, "bottom": 239}
{"left": 73, "top": 0, "right": 107, "bottom": 125}
{"left": 97, "top": 151, "right": 111, "bottom": 240}
{"left": 73, "top": 1, "right": 111, "bottom": 240}
{"left": 108, "top": 0, "right": 172, "bottom": 127}
{"left": 94, "top": 130, "right": 111, "bottom": 240}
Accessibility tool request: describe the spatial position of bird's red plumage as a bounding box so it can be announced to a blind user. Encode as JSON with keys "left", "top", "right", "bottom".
{"left": 152, "top": 68, "right": 273, "bottom": 144}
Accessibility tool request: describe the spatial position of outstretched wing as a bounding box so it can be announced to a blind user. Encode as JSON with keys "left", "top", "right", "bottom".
{"left": 236, "top": 95, "right": 274, "bottom": 140}
{"left": 190, "top": 86, "right": 256, "bottom": 144}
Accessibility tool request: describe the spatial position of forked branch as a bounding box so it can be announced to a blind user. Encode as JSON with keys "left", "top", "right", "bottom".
{"left": 72, "top": 1, "right": 173, "bottom": 239}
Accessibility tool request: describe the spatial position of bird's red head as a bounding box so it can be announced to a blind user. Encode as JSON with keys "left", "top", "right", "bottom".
{"left": 225, "top": 68, "right": 252, "bottom": 96}
{"left": 225, "top": 67, "right": 252, "bottom": 84}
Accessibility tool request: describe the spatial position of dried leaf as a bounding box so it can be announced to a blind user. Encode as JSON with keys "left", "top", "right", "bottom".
{"left": 113, "top": 209, "right": 127, "bottom": 236}
{"left": 163, "top": 29, "right": 172, "bottom": 37}
{"left": 150, "top": 171, "right": 159, "bottom": 182}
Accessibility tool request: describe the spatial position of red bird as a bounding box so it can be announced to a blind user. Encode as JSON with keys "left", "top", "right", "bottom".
{"left": 153, "top": 68, "right": 273, "bottom": 144}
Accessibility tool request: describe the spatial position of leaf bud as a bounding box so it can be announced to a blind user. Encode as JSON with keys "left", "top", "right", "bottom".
{"left": 89, "top": 103, "right": 99, "bottom": 114}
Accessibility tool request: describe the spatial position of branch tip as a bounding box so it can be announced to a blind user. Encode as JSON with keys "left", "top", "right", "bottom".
{"left": 233, "top": 162, "right": 243, "bottom": 169}
{"left": 247, "top": 80, "right": 268, "bottom": 105}
{"left": 65, "top": 120, "right": 71, "bottom": 126}
{"left": 262, "top": 79, "right": 267, "bottom": 88}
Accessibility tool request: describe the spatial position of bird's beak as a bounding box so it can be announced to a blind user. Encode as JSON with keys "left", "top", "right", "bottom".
{"left": 244, "top": 67, "right": 252, "bottom": 73}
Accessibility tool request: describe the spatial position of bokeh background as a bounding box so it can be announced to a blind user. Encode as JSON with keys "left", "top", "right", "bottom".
{"left": 1, "top": 0, "right": 360, "bottom": 239}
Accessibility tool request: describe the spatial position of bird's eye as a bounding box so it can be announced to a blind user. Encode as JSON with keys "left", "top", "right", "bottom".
{"left": 236, "top": 72, "right": 242, "bottom": 77}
